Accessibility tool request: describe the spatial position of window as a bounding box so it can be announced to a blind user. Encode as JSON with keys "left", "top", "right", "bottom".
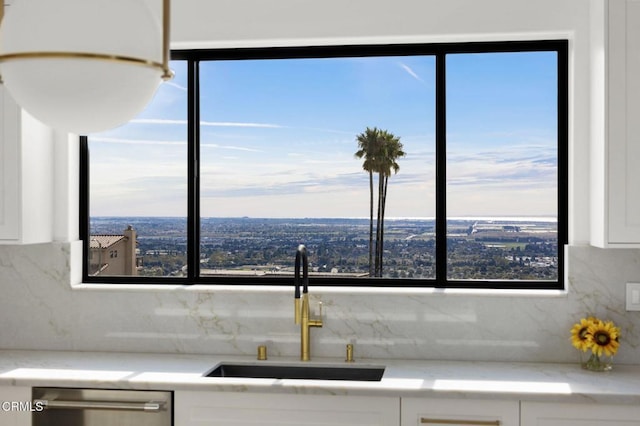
{"left": 81, "top": 40, "right": 568, "bottom": 289}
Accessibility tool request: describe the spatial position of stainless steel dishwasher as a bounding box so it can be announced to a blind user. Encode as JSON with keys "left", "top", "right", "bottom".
{"left": 32, "top": 387, "right": 172, "bottom": 426}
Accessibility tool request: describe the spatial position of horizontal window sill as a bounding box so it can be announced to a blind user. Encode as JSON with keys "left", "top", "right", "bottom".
{"left": 72, "top": 282, "right": 568, "bottom": 298}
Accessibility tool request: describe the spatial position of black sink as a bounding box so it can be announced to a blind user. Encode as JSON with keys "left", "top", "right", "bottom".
{"left": 204, "top": 363, "right": 385, "bottom": 381}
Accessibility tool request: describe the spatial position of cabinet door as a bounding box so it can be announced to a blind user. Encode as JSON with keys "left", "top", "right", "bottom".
{"left": 0, "top": 86, "right": 20, "bottom": 241}
{"left": 0, "top": 386, "right": 32, "bottom": 426}
{"left": 602, "top": 0, "right": 640, "bottom": 245}
{"left": 175, "top": 391, "right": 399, "bottom": 426}
{"left": 521, "top": 401, "right": 640, "bottom": 426}
{"left": 401, "top": 398, "right": 519, "bottom": 426}
{"left": 0, "top": 87, "right": 54, "bottom": 244}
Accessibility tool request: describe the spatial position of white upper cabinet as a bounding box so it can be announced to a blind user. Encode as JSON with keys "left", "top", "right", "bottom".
{"left": 0, "top": 85, "right": 20, "bottom": 240}
{"left": 591, "top": 0, "right": 640, "bottom": 247}
{"left": 0, "top": 86, "right": 54, "bottom": 244}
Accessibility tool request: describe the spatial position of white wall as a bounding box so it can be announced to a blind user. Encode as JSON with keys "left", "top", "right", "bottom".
{"left": 172, "top": 0, "right": 578, "bottom": 47}
{"left": 2, "top": 0, "right": 639, "bottom": 364}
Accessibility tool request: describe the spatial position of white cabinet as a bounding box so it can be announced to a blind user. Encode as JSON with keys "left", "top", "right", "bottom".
{"left": 401, "top": 398, "right": 519, "bottom": 426}
{"left": 0, "top": 86, "right": 20, "bottom": 240}
{"left": 0, "top": 86, "right": 54, "bottom": 244}
{"left": 0, "top": 386, "right": 33, "bottom": 426}
{"left": 175, "top": 391, "right": 399, "bottom": 425}
{"left": 591, "top": 0, "right": 640, "bottom": 247}
{"left": 521, "top": 401, "right": 640, "bottom": 425}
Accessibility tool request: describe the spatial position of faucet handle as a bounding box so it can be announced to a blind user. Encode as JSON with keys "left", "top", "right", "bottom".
{"left": 309, "top": 300, "right": 323, "bottom": 328}
{"left": 346, "top": 343, "right": 355, "bottom": 363}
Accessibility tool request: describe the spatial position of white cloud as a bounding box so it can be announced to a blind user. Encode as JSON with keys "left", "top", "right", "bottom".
{"left": 201, "top": 143, "right": 263, "bottom": 153}
{"left": 90, "top": 137, "right": 186, "bottom": 146}
{"left": 130, "top": 118, "right": 284, "bottom": 128}
{"left": 130, "top": 118, "right": 186, "bottom": 125}
{"left": 164, "top": 81, "right": 188, "bottom": 92}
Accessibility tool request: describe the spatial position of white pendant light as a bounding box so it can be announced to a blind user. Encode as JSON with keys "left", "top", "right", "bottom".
{"left": 0, "top": 0, "right": 173, "bottom": 134}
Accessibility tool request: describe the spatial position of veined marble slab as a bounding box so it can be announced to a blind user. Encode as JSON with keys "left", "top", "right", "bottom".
{"left": 0, "top": 350, "right": 639, "bottom": 404}
{"left": 0, "top": 243, "right": 639, "bottom": 365}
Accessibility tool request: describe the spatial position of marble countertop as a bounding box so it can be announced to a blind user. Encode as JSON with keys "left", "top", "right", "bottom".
{"left": 0, "top": 350, "right": 638, "bottom": 404}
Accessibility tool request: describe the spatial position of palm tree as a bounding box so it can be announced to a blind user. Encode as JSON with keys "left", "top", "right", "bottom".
{"left": 355, "top": 127, "right": 405, "bottom": 277}
{"left": 354, "top": 127, "right": 382, "bottom": 277}
{"left": 375, "top": 131, "right": 405, "bottom": 276}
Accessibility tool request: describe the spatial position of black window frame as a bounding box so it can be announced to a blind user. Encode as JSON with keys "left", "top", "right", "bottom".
{"left": 80, "top": 39, "right": 569, "bottom": 290}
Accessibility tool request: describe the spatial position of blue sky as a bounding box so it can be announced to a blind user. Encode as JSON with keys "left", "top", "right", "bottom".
{"left": 89, "top": 51, "right": 558, "bottom": 219}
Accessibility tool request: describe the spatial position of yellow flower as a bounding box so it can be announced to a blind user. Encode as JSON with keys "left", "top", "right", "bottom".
{"left": 570, "top": 317, "right": 595, "bottom": 352}
{"left": 588, "top": 320, "right": 620, "bottom": 357}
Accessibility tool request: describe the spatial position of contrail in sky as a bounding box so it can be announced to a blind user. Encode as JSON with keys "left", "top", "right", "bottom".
{"left": 399, "top": 62, "right": 425, "bottom": 84}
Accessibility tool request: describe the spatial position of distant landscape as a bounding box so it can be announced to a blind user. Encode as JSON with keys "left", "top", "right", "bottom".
{"left": 91, "top": 217, "right": 558, "bottom": 280}
{"left": 90, "top": 217, "right": 558, "bottom": 281}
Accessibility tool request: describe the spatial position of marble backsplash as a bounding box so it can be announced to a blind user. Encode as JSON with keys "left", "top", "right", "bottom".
{"left": 0, "top": 242, "right": 639, "bottom": 364}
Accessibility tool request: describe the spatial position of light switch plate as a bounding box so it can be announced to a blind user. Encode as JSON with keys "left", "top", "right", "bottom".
{"left": 626, "top": 283, "right": 640, "bottom": 311}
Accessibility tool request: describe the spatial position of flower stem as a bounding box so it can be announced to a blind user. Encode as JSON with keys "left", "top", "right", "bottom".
{"left": 583, "top": 353, "right": 612, "bottom": 372}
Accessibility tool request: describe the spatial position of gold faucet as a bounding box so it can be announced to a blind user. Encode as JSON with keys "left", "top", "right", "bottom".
{"left": 299, "top": 293, "right": 323, "bottom": 361}
{"left": 294, "top": 245, "right": 323, "bottom": 361}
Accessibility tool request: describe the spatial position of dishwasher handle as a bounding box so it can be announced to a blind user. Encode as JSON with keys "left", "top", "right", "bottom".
{"left": 34, "top": 399, "right": 165, "bottom": 412}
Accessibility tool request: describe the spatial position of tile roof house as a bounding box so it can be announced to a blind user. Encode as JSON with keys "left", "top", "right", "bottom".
{"left": 89, "top": 226, "right": 138, "bottom": 276}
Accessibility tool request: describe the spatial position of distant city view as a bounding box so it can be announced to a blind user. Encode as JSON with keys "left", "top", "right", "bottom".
{"left": 90, "top": 216, "right": 557, "bottom": 281}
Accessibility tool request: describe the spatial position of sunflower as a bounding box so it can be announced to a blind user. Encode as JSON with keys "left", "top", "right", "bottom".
{"left": 588, "top": 320, "right": 620, "bottom": 357}
{"left": 570, "top": 317, "right": 596, "bottom": 352}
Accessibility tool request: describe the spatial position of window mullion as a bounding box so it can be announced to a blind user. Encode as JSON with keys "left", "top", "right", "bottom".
{"left": 435, "top": 52, "right": 447, "bottom": 287}
{"left": 79, "top": 136, "right": 90, "bottom": 279}
{"left": 187, "top": 59, "right": 201, "bottom": 283}
{"left": 557, "top": 45, "right": 569, "bottom": 286}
